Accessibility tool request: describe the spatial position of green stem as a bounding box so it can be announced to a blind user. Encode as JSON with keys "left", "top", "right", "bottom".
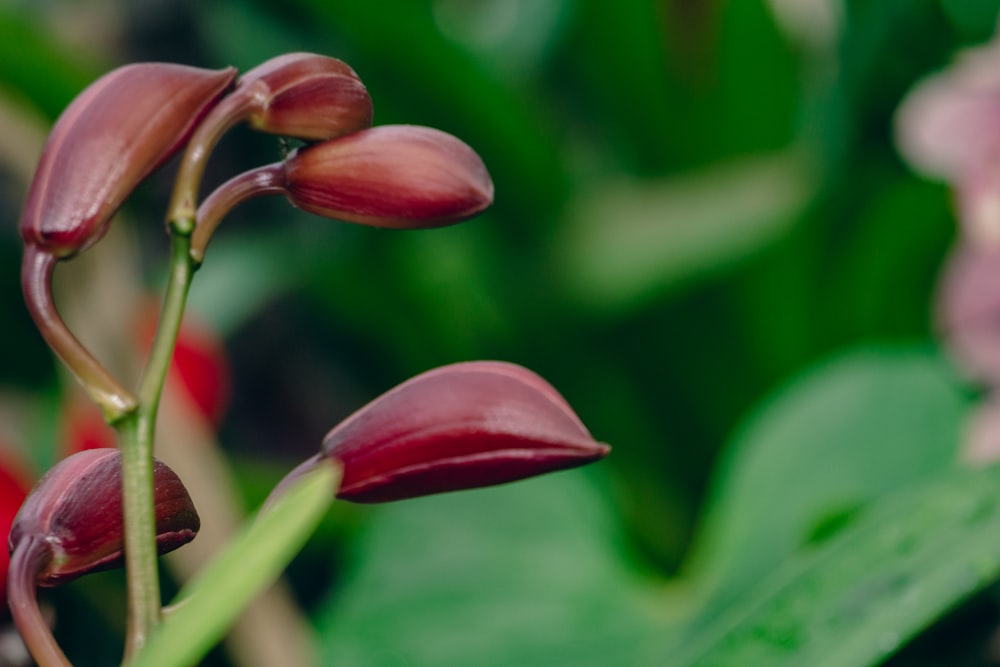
{"left": 119, "top": 231, "right": 196, "bottom": 661}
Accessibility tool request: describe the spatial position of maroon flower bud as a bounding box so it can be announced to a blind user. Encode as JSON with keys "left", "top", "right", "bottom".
{"left": 191, "top": 124, "right": 494, "bottom": 261}
{"left": 8, "top": 449, "right": 199, "bottom": 586}
{"left": 319, "top": 361, "right": 609, "bottom": 503}
{"left": 21, "top": 63, "right": 236, "bottom": 258}
{"left": 284, "top": 124, "right": 494, "bottom": 228}
{"left": 20, "top": 63, "right": 236, "bottom": 420}
{"left": 238, "top": 52, "right": 373, "bottom": 141}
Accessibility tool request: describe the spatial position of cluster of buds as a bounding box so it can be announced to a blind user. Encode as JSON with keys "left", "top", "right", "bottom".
{"left": 13, "top": 51, "right": 608, "bottom": 664}
{"left": 19, "top": 53, "right": 492, "bottom": 420}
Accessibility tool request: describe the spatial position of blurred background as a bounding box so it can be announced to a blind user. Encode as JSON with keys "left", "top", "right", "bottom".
{"left": 0, "top": 0, "right": 997, "bottom": 665}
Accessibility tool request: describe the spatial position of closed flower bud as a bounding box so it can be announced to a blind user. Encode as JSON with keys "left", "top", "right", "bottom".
{"left": 8, "top": 449, "right": 199, "bottom": 586}
{"left": 238, "top": 52, "right": 373, "bottom": 140}
{"left": 20, "top": 63, "right": 235, "bottom": 420}
{"left": 21, "top": 63, "right": 236, "bottom": 258}
{"left": 284, "top": 124, "right": 494, "bottom": 228}
{"left": 320, "top": 361, "right": 609, "bottom": 503}
{"left": 191, "top": 124, "right": 495, "bottom": 261}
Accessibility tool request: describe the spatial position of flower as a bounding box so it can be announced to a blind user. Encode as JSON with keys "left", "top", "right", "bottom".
{"left": 20, "top": 63, "right": 236, "bottom": 258}
{"left": 284, "top": 124, "right": 494, "bottom": 228}
{"left": 8, "top": 450, "right": 199, "bottom": 586}
{"left": 895, "top": 43, "right": 1000, "bottom": 246}
{"left": 935, "top": 243, "right": 1000, "bottom": 383}
{"left": 19, "top": 63, "right": 236, "bottom": 419}
{"left": 191, "top": 124, "right": 494, "bottom": 261}
{"left": 318, "top": 361, "right": 609, "bottom": 503}
{"left": 237, "top": 52, "right": 373, "bottom": 141}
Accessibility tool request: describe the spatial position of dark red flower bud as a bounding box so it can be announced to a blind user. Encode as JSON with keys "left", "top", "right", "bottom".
{"left": 238, "top": 52, "right": 373, "bottom": 141}
{"left": 8, "top": 450, "right": 199, "bottom": 586}
{"left": 320, "top": 361, "right": 609, "bottom": 503}
{"left": 283, "top": 125, "right": 494, "bottom": 228}
{"left": 20, "top": 64, "right": 236, "bottom": 420}
{"left": 191, "top": 124, "right": 494, "bottom": 261}
{"left": 21, "top": 63, "right": 236, "bottom": 258}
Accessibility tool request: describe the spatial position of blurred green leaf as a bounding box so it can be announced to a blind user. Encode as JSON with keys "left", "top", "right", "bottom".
{"left": 315, "top": 471, "right": 669, "bottom": 666}
{"left": 431, "top": 0, "right": 571, "bottom": 80}
{"left": 671, "top": 459, "right": 1000, "bottom": 666}
{"left": 196, "top": 1, "right": 313, "bottom": 70}
{"left": 940, "top": 0, "right": 1000, "bottom": 40}
{"left": 0, "top": 8, "right": 97, "bottom": 119}
{"left": 825, "top": 176, "right": 952, "bottom": 341}
{"left": 685, "top": 345, "right": 971, "bottom": 616}
{"left": 825, "top": 0, "right": 953, "bottom": 168}
{"left": 556, "top": 150, "right": 815, "bottom": 315}
{"left": 285, "top": 0, "right": 570, "bottom": 235}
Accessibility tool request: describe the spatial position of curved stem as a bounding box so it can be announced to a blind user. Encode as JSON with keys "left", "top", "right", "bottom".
{"left": 21, "top": 245, "right": 138, "bottom": 422}
{"left": 190, "top": 163, "right": 285, "bottom": 265}
{"left": 119, "top": 232, "right": 196, "bottom": 660}
{"left": 167, "top": 89, "right": 256, "bottom": 228}
{"left": 8, "top": 540, "right": 72, "bottom": 667}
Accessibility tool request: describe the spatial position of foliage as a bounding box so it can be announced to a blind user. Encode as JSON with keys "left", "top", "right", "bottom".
{"left": 1, "top": 0, "right": 999, "bottom": 665}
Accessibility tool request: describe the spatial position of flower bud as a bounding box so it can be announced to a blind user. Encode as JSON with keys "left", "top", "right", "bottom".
{"left": 20, "top": 63, "right": 236, "bottom": 258}
{"left": 9, "top": 450, "right": 199, "bottom": 586}
{"left": 284, "top": 124, "right": 494, "bottom": 228}
{"left": 238, "top": 52, "right": 373, "bottom": 140}
{"left": 320, "top": 361, "right": 609, "bottom": 503}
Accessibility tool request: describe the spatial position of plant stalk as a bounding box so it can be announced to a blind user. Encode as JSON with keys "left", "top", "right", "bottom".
{"left": 21, "top": 245, "right": 138, "bottom": 422}
{"left": 119, "top": 230, "right": 196, "bottom": 661}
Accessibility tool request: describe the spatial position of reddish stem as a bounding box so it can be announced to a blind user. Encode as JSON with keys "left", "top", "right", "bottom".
{"left": 8, "top": 539, "right": 71, "bottom": 667}
{"left": 190, "top": 163, "right": 286, "bottom": 264}
{"left": 21, "top": 245, "right": 137, "bottom": 422}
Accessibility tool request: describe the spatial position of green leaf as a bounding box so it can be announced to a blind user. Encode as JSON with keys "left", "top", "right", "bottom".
{"left": 685, "top": 345, "right": 971, "bottom": 616}
{"left": 670, "top": 460, "right": 1000, "bottom": 666}
{"left": 286, "top": 0, "right": 570, "bottom": 231}
{"left": 314, "top": 471, "right": 668, "bottom": 666}
{"left": 557, "top": 150, "right": 815, "bottom": 315}
{"left": 130, "top": 461, "right": 338, "bottom": 667}
{"left": 0, "top": 8, "right": 97, "bottom": 119}
{"left": 939, "top": 0, "right": 1000, "bottom": 40}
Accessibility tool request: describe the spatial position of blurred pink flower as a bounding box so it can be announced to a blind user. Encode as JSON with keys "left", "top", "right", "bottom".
{"left": 896, "top": 44, "right": 1000, "bottom": 246}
